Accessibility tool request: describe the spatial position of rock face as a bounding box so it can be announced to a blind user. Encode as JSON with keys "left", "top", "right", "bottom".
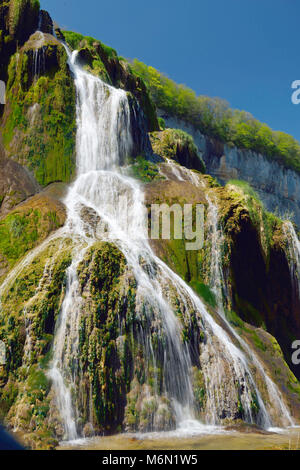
{"left": 0, "top": 0, "right": 40, "bottom": 81}
{"left": 159, "top": 112, "right": 300, "bottom": 227}
{"left": 217, "top": 184, "right": 300, "bottom": 380}
{"left": 0, "top": 184, "right": 66, "bottom": 280}
{"left": 1, "top": 4, "right": 159, "bottom": 187}
{"left": 63, "top": 30, "right": 160, "bottom": 141}
{"left": 0, "top": 155, "right": 39, "bottom": 217}
{"left": 150, "top": 129, "right": 205, "bottom": 172}
{"left": 0, "top": 137, "right": 40, "bottom": 216}
{"left": 1, "top": 31, "right": 77, "bottom": 186}
{"left": 39, "top": 9, "right": 53, "bottom": 35}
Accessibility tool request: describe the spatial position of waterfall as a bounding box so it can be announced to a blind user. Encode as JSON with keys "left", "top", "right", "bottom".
{"left": 48, "top": 45, "right": 296, "bottom": 437}
{"left": 31, "top": 31, "right": 46, "bottom": 81}
{"left": 205, "top": 194, "right": 294, "bottom": 428}
{"left": 0, "top": 41, "right": 293, "bottom": 440}
{"left": 47, "top": 48, "right": 203, "bottom": 440}
{"left": 283, "top": 221, "right": 300, "bottom": 295}
{"left": 160, "top": 161, "right": 294, "bottom": 428}
{"left": 206, "top": 196, "right": 227, "bottom": 310}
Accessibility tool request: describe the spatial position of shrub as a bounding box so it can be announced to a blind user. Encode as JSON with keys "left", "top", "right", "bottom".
{"left": 130, "top": 59, "right": 300, "bottom": 175}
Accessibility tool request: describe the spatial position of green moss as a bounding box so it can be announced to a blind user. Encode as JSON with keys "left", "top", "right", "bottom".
{"left": 0, "top": 211, "right": 40, "bottom": 266}
{"left": 0, "top": 236, "right": 73, "bottom": 442}
{"left": 158, "top": 117, "right": 166, "bottom": 130}
{"left": 63, "top": 31, "right": 117, "bottom": 59}
{"left": 3, "top": 43, "right": 76, "bottom": 186}
{"left": 193, "top": 368, "right": 206, "bottom": 413}
{"left": 150, "top": 129, "right": 205, "bottom": 173}
{"left": 224, "top": 179, "right": 283, "bottom": 254}
{"left": 131, "top": 59, "right": 300, "bottom": 175}
{"left": 250, "top": 392, "right": 260, "bottom": 416}
{"left": 225, "top": 309, "right": 246, "bottom": 329}
{"left": 129, "top": 156, "right": 163, "bottom": 183}
{"left": 9, "top": 0, "right": 40, "bottom": 37}
{"left": 190, "top": 281, "right": 216, "bottom": 308}
{"left": 0, "top": 200, "right": 65, "bottom": 272}
{"left": 250, "top": 331, "right": 267, "bottom": 352}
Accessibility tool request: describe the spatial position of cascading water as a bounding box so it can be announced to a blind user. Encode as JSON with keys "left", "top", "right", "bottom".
{"left": 46, "top": 45, "right": 296, "bottom": 439}
{"left": 0, "top": 42, "right": 293, "bottom": 440}
{"left": 205, "top": 193, "right": 294, "bottom": 428}
{"left": 283, "top": 221, "right": 300, "bottom": 295}
{"left": 48, "top": 47, "right": 200, "bottom": 440}
{"left": 32, "top": 32, "right": 46, "bottom": 81}
{"left": 159, "top": 160, "right": 294, "bottom": 428}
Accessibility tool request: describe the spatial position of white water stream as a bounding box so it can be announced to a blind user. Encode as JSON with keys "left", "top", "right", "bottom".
{"left": 48, "top": 46, "right": 297, "bottom": 438}
{"left": 0, "top": 44, "right": 295, "bottom": 441}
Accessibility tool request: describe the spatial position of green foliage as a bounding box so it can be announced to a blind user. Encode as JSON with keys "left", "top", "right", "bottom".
{"left": 27, "top": 367, "right": 49, "bottom": 394}
{"left": 129, "top": 156, "right": 163, "bottom": 183}
{"left": 226, "top": 179, "right": 282, "bottom": 251}
{"left": 3, "top": 43, "right": 76, "bottom": 186}
{"left": 250, "top": 392, "right": 260, "bottom": 415}
{"left": 63, "top": 30, "right": 117, "bottom": 59}
{"left": 158, "top": 117, "right": 166, "bottom": 130}
{"left": 131, "top": 59, "right": 300, "bottom": 174}
{"left": 150, "top": 128, "right": 205, "bottom": 173}
{"left": 0, "top": 211, "right": 40, "bottom": 265}
{"left": 8, "top": 0, "right": 40, "bottom": 39}
{"left": 190, "top": 281, "right": 216, "bottom": 308}
{"left": 225, "top": 309, "right": 245, "bottom": 329}
{"left": 152, "top": 128, "right": 197, "bottom": 159}
{"left": 226, "top": 179, "right": 260, "bottom": 202}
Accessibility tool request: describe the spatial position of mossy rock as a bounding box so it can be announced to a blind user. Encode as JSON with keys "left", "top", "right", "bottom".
{"left": 0, "top": 188, "right": 66, "bottom": 278}
{"left": 2, "top": 33, "right": 76, "bottom": 186}
{"left": 63, "top": 30, "right": 159, "bottom": 133}
{"left": 150, "top": 128, "right": 205, "bottom": 173}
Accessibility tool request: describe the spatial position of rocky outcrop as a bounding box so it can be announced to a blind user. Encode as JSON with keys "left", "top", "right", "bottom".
{"left": 211, "top": 181, "right": 300, "bottom": 382}
{"left": 1, "top": 31, "right": 76, "bottom": 186}
{"left": 145, "top": 171, "right": 300, "bottom": 419}
{"left": 159, "top": 112, "right": 300, "bottom": 227}
{"left": 39, "top": 9, "right": 53, "bottom": 35}
{"left": 0, "top": 184, "right": 66, "bottom": 279}
{"left": 64, "top": 31, "right": 159, "bottom": 135}
{"left": 1, "top": 156, "right": 300, "bottom": 448}
{"left": 0, "top": 156, "right": 40, "bottom": 217}
{"left": 0, "top": 137, "right": 40, "bottom": 216}
{"left": 150, "top": 128, "right": 205, "bottom": 172}
{"left": 0, "top": 0, "right": 40, "bottom": 82}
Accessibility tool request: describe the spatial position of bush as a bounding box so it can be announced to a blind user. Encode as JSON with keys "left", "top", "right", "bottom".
{"left": 130, "top": 59, "right": 300, "bottom": 174}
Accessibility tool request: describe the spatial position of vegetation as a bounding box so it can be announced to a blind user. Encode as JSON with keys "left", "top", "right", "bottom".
{"left": 63, "top": 31, "right": 117, "bottom": 60}
{"left": 0, "top": 237, "right": 73, "bottom": 449}
{"left": 150, "top": 128, "right": 205, "bottom": 172}
{"left": 63, "top": 30, "right": 159, "bottom": 132}
{"left": 131, "top": 59, "right": 300, "bottom": 174}
{"left": 190, "top": 281, "right": 216, "bottom": 308}
{"left": 3, "top": 37, "right": 76, "bottom": 185}
{"left": 0, "top": 195, "right": 66, "bottom": 273}
{"left": 129, "top": 155, "right": 163, "bottom": 183}
{"left": 8, "top": 0, "right": 40, "bottom": 37}
{"left": 224, "top": 179, "right": 282, "bottom": 253}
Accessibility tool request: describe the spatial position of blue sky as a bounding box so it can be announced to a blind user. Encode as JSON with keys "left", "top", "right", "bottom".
{"left": 40, "top": 0, "right": 300, "bottom": 141}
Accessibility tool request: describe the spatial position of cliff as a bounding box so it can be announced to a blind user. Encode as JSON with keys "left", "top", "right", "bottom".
{"left": 159, "top": 112, "right": 300, "bottom": 227}
{"left": 0, "top": 0, "right": 300, "bottom": 451}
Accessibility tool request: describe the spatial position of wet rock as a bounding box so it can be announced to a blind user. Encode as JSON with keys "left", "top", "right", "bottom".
{"left": 150, "top": 129, "right": 205, "bottom": 173}
{"left": 0, "top": 154, "right": 40, "bottom": 217}
{"left": 83, "top": 423, "right": 94, "bottom": 438}
{"left": 159, "top": 111, "right": 300, "bottom": 227}
{"left": 39, "top": 10, "right": 54, "bottom": 35}
{"left": 0, "top": 0, "right": 40, "bottom": 81}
